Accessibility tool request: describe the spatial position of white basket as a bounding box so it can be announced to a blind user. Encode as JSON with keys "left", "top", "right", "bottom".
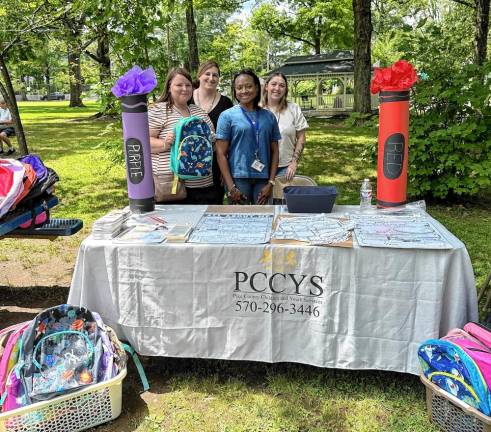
{"left": 421, "top": 374, "right": 491, "bottom": 432}
{"left": 0, "top": 368, "right": 126, "bottom": 432}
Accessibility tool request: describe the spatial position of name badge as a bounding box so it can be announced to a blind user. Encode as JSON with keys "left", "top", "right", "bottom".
{"left": 251, "top": 159, "right": 265, "bottom": 172}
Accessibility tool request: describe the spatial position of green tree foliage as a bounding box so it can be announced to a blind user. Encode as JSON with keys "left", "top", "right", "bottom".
{"left": 365, "top": 1, "right": 491, "bottom": 199}
{"left": 0, "top": 0, "right": 63, "bottom": 152}
{"left": 409, "top": 62, "right": 491, "bottom": 199}
{"left": 251, "top": 0, "right": 353, "bottom": 55}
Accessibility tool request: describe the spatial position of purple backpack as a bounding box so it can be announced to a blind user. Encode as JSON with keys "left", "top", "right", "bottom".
{"left": 18, "top": 154, "right": 48, "bottom": 184}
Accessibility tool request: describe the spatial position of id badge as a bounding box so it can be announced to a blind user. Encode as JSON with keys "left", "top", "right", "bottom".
{"left": 251, "top": 159, "right": 265, "bottom": 172}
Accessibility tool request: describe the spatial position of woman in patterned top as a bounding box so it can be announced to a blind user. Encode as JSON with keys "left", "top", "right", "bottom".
{"left": 148, "top": 67, "right": 215, "bottom": 204}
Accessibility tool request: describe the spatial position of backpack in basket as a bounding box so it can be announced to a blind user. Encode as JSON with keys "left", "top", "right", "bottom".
{"left": 170, "top": 116, "right": 213, "bottom": 180}
{"left": 19, "top": 304, "right": 114, "bottom": 404}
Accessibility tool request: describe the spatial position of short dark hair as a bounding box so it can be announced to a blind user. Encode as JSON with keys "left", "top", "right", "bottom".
{"left": 232, "top": 69, "right": 261, "bottom": 108}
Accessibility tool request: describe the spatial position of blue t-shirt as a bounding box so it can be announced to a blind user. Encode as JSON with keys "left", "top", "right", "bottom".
{"left": 216, "top": 105, "right": 281, "bottom": 178}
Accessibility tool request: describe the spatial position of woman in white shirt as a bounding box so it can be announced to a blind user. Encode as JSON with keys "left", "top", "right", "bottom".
{"left": 263, "top": 73, "right": 308, "bottom": 180}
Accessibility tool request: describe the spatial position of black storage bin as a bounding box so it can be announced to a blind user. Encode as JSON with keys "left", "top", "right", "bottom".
{"left": 284, "top": 186, "right": 337, "bottom": 213}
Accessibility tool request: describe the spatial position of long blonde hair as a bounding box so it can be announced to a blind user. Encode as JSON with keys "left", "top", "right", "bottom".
{"left": 263, "top": 73, "right": 288, "bottom": 112}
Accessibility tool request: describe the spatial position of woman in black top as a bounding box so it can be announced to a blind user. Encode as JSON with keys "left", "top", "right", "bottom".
{"left": 193, "top": 60, "right": 234, "bottom": 204}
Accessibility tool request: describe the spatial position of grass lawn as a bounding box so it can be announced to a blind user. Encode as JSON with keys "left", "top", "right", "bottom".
{"left": 1, "top": 101, "right": 490, "bottom": 431}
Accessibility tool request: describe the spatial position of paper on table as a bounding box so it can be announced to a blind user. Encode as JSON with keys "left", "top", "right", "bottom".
{"left": 272, "top": 214, "right": 354, "bottom": 245}
{"left": 352, "top": 214, "right": 452, "bottom": 249}
{"left": 188, "top": 213, "right": 274, "bottom": 244}
{"left": 113, "top": 225, "right": 168, "bottom": 244}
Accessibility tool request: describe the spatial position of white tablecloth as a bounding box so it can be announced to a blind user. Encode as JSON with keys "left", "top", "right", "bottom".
{"left": 68, "top": 205, "right": 477, "bottom": 375}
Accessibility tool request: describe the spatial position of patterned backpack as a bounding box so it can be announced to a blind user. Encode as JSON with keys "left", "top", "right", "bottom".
{"left": 18, "top": 304, "right": 114, "bottom": 404}
{"left": 170, "top": 116, "right": 213, "bottom": 180}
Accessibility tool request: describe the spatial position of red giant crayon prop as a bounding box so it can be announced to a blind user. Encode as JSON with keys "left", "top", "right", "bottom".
{"left": 371, "top": 60, "right": 418, "bottom": 207}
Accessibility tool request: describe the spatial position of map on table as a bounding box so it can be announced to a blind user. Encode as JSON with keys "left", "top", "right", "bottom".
{"left": 272, "top": 214, "right": 355, "bottom": 245}
{"left": 188, "top": 212, "right": 274, "bottom": 244}
{"left": 352, "top": 214, "right": 452, "bottom": 249}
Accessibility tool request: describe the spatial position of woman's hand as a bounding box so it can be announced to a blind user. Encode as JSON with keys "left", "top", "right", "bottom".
{"left": 285, "top": 160, "right": 297, "bottom": 181}
{"left": 164, "top": 131, "right": 175, "bottom": 149}
{"left": 228, "top": 186, "right": 246, "bottom": 204}
{"left": 257, "top": 183, "right": 273, "bottom": 205}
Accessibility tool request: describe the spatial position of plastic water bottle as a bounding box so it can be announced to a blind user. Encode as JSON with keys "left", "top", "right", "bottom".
{"left": 360, "top": 178, "right": 372, "bottom": 211}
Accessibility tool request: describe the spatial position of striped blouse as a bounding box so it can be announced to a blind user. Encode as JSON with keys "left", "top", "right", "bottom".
{"left": 148, "top": 102, "right": 214, "bottom": 188}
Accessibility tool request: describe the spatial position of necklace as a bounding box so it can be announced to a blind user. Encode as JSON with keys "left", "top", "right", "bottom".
{"left": 173, "top": 104, "right": 190, "bottom": 117}
{"left": 196, "top": 90, "right": 218, "bottom": 113}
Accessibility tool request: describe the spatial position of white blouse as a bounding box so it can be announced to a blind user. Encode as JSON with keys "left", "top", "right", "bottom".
{"left": 266, "top": 102, "right": 308, "bottom": 167}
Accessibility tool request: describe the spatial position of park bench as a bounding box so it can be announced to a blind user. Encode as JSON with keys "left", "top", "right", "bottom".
{"left": 0, "top": 194, "right": 82, "bottom": 239}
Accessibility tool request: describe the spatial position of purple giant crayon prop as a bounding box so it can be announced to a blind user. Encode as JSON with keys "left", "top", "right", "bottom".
{"left": 112, "top": 66, "right": 157, "bottom": 213}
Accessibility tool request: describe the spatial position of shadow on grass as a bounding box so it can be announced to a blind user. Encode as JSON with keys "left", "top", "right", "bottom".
{"left": 142, "top": 357, "right": 424, "bottom": 431}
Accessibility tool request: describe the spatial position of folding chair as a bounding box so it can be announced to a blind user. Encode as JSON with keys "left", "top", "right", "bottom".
{"left": 272, "top": 175, "right": 317, "bottom": 204}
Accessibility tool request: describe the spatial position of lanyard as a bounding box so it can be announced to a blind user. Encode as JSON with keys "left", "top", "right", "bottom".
{"left": 240, "top": 106, "right": 261, "bottom": 159}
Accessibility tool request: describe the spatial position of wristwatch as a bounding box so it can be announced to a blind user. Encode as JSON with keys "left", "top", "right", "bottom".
{"left": 268, "top": 179, "right": 276, "bottom": 186}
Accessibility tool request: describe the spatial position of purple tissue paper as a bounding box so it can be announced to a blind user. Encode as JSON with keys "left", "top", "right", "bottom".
{"left": 111, "top": 65, "right": 157, "bottom": 97}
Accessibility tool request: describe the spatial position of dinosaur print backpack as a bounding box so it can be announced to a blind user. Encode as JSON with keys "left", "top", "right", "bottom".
{"left": 170, "top": 116, "right": 213, "bottom": 180}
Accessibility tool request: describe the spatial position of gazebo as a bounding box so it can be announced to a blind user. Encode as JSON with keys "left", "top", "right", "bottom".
{"left": 268, "top": 50, "right": 378, "bottom": 116}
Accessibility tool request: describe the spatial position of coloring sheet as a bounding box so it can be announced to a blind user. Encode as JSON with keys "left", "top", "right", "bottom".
{"left": 188, "top": 213, "right": 274, "bottom": 244}
{"left": 272, "top": 214, "right": 355, "bottom": 245}
{"left": 352, "top": 214, "right": 452, "bottom": 249}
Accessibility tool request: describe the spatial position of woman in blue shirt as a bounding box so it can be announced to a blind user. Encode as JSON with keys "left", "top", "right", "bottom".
{"left": 216, "top": 69, "right": 280, "bottom": 204}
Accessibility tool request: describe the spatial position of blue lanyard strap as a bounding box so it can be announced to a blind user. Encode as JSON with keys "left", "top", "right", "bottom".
{"left": 240, "top": 106, "right": 261, "bottom": 159}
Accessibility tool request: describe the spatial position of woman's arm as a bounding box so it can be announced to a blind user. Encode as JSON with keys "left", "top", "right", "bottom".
{"left": 257, "top": 140, "right": 279, "bottom": 205}
{"left": 150, "top": 129, "right": 174, "bottom": 154}
{"left": 285, "top": 129, "right": 306, "bottom": 180}
{"left": 216, "top": 139, "right": 243, "bottom": 203}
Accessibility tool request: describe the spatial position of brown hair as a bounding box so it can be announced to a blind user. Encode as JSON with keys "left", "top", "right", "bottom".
{"left": 263, "top": 72, "right": 288, "bottom": 112}
{"left": 156, "top": 67, "right": 193, "bottom": 111}
{"left": 194, "top": 61, "right": 221, "bottom": 88}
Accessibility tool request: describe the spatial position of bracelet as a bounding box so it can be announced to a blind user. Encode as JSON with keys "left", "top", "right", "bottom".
{"left": 227, "top": 184, "right": 238, "bottom": 197}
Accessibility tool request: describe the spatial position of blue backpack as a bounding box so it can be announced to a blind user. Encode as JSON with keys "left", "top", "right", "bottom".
{"left": 419, "top": 338, "right": 491, "bottom": 415}
{"left": 170, "top": 116, "right": 213, "bottom": 180}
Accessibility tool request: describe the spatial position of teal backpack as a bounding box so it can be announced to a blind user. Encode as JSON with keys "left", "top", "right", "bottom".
{"left": 170, "top": 116, "right": 213, "bottom": 181}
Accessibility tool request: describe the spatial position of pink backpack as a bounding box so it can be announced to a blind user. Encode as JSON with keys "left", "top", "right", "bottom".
{"left": 0, "top": 322, "right": 30, "bottom": 397}
{"left": 0, "top": 159, "right": 25, "bottom": 218}
{"left": 444, "top": 323, "right": 491, "bottom": 389}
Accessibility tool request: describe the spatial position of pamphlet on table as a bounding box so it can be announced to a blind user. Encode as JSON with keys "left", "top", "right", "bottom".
{"left": 188, "top": 212, "right": 274, "bottom": 244}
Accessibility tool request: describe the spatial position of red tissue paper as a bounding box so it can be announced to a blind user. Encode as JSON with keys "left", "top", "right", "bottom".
{"left": 370, "top": 60, "right": 418, "bottom": 94}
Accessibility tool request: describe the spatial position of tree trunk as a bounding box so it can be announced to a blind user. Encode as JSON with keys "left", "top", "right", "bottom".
{"left": 314, "top": 35, "right": 321, "bottom": 55}
{"left": 185, "top": 0, "right": 199, "bottom": 74}
{"left": 44, "top": 60, "right": 51, "bottom": 95}
{"left": 352, "top": 0, "right": 372, "bottom": 114}
{"left": 97, "top": 26, "right": 115, "bottom": 115}
{"left": 474, "top": 0, "right": 490, "bottom": 65}
{"left": 68, "top": 45, "right": 84, "bottom": 107}
{"left": 0, "top": 56, "right": 28, "bottom": 154}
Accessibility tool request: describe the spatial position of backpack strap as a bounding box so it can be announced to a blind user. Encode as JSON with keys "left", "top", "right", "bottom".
{"left": 122, "top": 343, "right": 149, "bottom": 392}
{"left": 171, "top": 175, "right": 179, "bottom": 194}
